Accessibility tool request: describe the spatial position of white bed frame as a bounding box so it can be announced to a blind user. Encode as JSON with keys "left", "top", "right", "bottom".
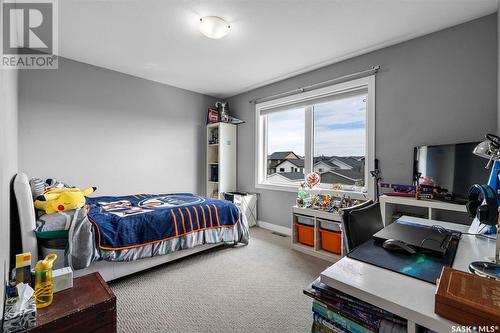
{"left": 13, "top": 173, "right": 222, "bottom": 282}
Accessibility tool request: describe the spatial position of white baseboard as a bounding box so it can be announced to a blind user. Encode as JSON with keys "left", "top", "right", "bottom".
{"left": 257, "top": 220, "right": 292, "bottom": 236}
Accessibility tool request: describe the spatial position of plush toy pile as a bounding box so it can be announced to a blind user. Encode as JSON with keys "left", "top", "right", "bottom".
{"left": 34, "top": 187, "right": 96, "bottom": 214}
{"left": 30, "top": 178, "right": 96, "bottom": 214}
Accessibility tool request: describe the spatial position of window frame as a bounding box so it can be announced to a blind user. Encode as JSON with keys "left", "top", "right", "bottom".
{"left": 255, "top": 76, "right": 375, "bottom": 200}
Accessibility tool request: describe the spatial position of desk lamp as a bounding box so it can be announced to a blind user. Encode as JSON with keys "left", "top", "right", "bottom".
{"left": 473, "top": 134, "right": 500, "bottom": 202}
{"left": 469, "top": 134, "right": 500, "bottom": 279}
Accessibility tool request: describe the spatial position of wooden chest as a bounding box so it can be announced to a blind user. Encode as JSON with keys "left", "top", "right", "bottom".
{"left": 27, "top": 272, "right": 116, "bottom": 333}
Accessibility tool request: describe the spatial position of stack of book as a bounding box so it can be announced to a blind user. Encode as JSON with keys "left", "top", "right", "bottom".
{"left": 304, "top": 278, "right": 407, "bottom": 333}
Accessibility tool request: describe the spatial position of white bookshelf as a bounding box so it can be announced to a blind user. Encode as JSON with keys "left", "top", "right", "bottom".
{"left": 206, "top": 122, "right": 237, "bottom": 199}
{"left": 291, "top": 206, "right": 342, "bottom": 262}
{"left": 379, "top": 195, "right": 468, "bottom": 226}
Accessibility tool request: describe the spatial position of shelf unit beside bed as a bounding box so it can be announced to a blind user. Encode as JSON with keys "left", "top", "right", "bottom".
{"left": 206, "top": 122, "right": 237, "bottom": 199}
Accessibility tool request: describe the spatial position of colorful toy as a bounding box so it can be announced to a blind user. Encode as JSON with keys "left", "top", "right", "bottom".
{"left": 332, "top": 183, "right": 343, "bottom": 191}
{"left": 34, "top": 187, "right": 96, "bottom": 214}
{"left": 305, "top": 172, "right": 320, "bottom": 188}
{"left": 310, "top": 194, "right": 320, "bottom": 208}
{"left": 320, "top": 194, "right": 333, "bottom": 211}
{"left": 296, "top": 183, "right": 310, "bottom": 208}
{"left": 419, "top": 176, "right": 434, "bottom": 186}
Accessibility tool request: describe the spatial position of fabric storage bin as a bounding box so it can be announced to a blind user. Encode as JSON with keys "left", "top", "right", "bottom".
{"left": 35, "top": 228, "right": 68, "bottom": 269}
{"left": 319, "top": 228, "right": 341, "bottom": 254}
{"left": 295, "top": 214, "right": 314, "bottom": 226}
{"left": 296, "top": 223, "right": 314, "bottom": 247}
{"left": 318, "top": 218, "right": 341, "bottom": 232}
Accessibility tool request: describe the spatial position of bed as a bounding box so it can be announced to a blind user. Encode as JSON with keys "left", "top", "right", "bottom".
{"left": 14, "top": 173, "right": 249, "bottom": 281}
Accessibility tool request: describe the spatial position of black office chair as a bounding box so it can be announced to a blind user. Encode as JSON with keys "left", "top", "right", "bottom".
{"left": 341, "top": 201, "right": 384, "bottom": 253}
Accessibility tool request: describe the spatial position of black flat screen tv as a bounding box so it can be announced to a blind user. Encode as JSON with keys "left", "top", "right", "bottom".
{"left": 413, "top": 142, "right": 490, "bottom": 199}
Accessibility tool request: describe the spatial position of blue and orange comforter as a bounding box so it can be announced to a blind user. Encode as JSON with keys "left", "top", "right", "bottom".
{"left": 72, "top": 193, "right": 249, "bottom": 264}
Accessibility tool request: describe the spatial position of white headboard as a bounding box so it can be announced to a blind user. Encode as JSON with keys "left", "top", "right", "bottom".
{"left": 13, "top": 173, "right": 38, "bottom": 266}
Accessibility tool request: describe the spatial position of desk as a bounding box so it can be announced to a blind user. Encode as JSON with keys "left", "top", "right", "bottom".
{"left": 320, "top": 216, "right": 496, "bottom": 333}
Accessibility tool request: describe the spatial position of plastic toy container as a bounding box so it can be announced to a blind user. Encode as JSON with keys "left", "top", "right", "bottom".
{"left": 295, "top": 214, "right": 314, "bottom": 226}
{"left": 318, "top": 219, "right": 341, "bottom": 232}
{"left": 296, "top": 223, "right": 314, "bottom": 247}
{"left": 319, "top": 228, "right": 341, "bottom": 254}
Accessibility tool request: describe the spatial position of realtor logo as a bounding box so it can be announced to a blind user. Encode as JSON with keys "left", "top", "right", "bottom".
{"left": 1, "top": 0, "right": 58, "bottom": 69}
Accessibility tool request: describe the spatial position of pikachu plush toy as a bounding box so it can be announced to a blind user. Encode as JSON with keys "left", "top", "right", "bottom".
{"left": 34, "top": 187, "right": 96, "bottom": 214}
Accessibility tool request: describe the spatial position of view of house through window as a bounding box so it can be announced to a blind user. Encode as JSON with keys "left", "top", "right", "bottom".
{"left": 313, "top": 93, "right": 366, "bottom": 188}
{"left": 263, "top": 90, "right": 367, "bottom": 191}
{"left": 266, "top": 108, "right": 305, "bottom": 184}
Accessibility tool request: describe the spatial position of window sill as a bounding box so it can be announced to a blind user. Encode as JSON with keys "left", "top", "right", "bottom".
{"left": 255, "top": 182, "right": 371, "bottom": 200}
{"left": 255, "top": 182, "right": 298, "bottom": 193}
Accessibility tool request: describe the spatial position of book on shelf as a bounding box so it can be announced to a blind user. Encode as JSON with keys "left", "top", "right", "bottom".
{"left": 435, "top": 267, "right": 500, "bottom": 326}
{"left": 313, "top": 311, "right": 408, "bottom": 333}
{"left": 313, "top": 301, "right": 375, "bottom": 333}
{"left": 305, "top": 278, "right": 406, "bottom": 327}
{"left": 305, "top": 286, "right": 380, "bottom": 330}
{"left": 312, "top": 312, "right": 348, "bottom": 333}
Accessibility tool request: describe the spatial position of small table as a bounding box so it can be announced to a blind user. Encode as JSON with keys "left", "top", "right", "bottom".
{"left": 320, "top": 216, "right": 496, "bottom": 333}
{"left": 27, "top": 272, "right": 116, "bottom": 333}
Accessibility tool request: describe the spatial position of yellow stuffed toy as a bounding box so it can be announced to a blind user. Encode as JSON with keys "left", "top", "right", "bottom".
{"left": 34, "top": 187, "right": 96, "bottom": 214}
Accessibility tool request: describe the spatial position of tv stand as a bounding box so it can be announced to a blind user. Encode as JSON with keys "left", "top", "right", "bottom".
{"left": 379, "top": 195, "right": 468, "bottom": 225}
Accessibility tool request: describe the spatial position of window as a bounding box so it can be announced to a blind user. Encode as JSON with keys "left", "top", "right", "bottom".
{"left": 255, "top": 76, "right": 375, "bottom": 199}
{"left": 314, "top": 93, "right": 367, "bottom": 188}
{"left": 265, "top": 107, "right": 305, "bottom": 184}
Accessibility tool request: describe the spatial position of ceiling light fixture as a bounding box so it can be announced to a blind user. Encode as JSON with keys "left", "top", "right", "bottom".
{"left": 199, "top": 16, "right": 230, "bottom": 39}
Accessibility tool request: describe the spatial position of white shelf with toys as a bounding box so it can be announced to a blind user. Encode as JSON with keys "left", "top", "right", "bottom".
{"left": 290, "top": 173, "right": 368, "bottom": 261}
{"left": 291, "top": 206, "right": 342, "bottom": 262}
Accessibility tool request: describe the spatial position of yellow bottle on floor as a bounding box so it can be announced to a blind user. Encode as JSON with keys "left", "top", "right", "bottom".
{"left": 34, "top": 253, "right": 57, "bottom": 309}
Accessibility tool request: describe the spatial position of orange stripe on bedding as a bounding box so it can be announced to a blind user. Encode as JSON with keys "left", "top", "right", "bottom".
{"left": 193, "top": 206, "right": 201, "bottom": 230}
{"left": 206, "top": 205, "right": 213, "bottom": 227}
{"left": 178, "top": 208, "right": 186, "bottom": 234}
{"left": 186, "top": 207, "right": 194, "bottom": 231}
{"left": 170, "top": 210, "right": 179, "bottom": 236}
{"left": 212, "top": 204, "right": 220, "bottom": 226}
{"left": 201, "top": 205, "right": 207, "bottom": 228}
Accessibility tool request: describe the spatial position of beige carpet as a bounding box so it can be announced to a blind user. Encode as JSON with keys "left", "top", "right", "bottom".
{"left": 110, "top": 227, "right": 331, "bottom": 333}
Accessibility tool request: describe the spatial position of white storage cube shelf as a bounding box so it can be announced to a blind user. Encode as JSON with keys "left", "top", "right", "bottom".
{"left": 206, "top": 123, "right": 237, "bottom": 199}
{"left": 291, "top": 206, "right": 342, "bottom": 262}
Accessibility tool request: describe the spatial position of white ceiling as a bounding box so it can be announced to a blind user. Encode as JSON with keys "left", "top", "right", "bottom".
{"left": 59, "top": 0, "right": 499, "bottom": 98}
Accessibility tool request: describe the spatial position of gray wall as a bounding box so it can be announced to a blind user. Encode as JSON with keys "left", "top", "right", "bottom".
{"left": 0, "top": 69, "right": 18, "bottom": 317}
{"left": 229, "top": 14, "right": 498, "bottom": 228}
{"left": 19, "top": 58, "right": 216, "bottom": 196}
